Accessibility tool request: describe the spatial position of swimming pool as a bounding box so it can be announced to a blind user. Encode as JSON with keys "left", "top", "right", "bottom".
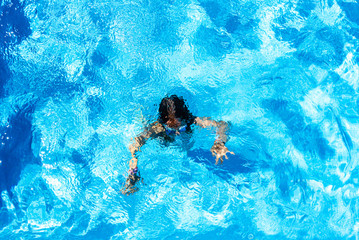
{"left": 0, "top": 0, "right": 359, "bottom": 239}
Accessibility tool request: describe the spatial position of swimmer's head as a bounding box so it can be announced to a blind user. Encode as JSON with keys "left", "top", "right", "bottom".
{"left": 158, "top": 95, "right": 195, "bottom": 127}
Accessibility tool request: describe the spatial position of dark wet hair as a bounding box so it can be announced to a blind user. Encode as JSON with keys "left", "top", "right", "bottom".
{"left": 158, "top": 95, "right": 195, "bottom": 126}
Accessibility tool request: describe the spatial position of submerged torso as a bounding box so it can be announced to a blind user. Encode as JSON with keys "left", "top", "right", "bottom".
{"left": 151, "top": 121, "right": 194, "bottom": 144}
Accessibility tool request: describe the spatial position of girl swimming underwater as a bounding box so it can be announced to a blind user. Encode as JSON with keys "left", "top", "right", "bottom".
{"left": 122, "top": 95, "right": 234, "bottom": 195}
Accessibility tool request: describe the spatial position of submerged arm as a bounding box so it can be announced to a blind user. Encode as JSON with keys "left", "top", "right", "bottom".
{"left": 194, "top": 117, "right": 234, "bottom": 164}
{"left": 129, "top": 121, "right": 165, "bottom": 169}
{"left": 122, "top": 121, "right": 165, "bottom": 195}
{"left": 194, "top": 117, "right": 229, "bottom": 143}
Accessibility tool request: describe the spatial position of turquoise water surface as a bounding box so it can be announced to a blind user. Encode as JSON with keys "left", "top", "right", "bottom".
{"left": 1, "top": 0, "right": 359, "bottom": 239}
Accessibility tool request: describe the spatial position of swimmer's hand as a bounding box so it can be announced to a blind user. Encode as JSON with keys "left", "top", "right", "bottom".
{"left": 210, "top": 141, "right": 235, "bottom": 165}
{"left": 121, "top": 167, "right": 142, "bottom": 195}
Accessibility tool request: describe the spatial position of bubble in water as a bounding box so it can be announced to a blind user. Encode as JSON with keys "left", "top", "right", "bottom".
{"left": 248, "top": 234, "right": 254, "bottom": 239}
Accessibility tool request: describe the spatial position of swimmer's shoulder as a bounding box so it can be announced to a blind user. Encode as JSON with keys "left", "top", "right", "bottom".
{"left": 193, "top": 117, "right": 210, "bottom": 127}
{"left": 148, "top": 121, "right": 166, "bottom": 135}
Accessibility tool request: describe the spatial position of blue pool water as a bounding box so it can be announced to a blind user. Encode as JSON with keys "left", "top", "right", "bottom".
{"left": 1, "top": 0, "right": 359, "bottom": 239}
